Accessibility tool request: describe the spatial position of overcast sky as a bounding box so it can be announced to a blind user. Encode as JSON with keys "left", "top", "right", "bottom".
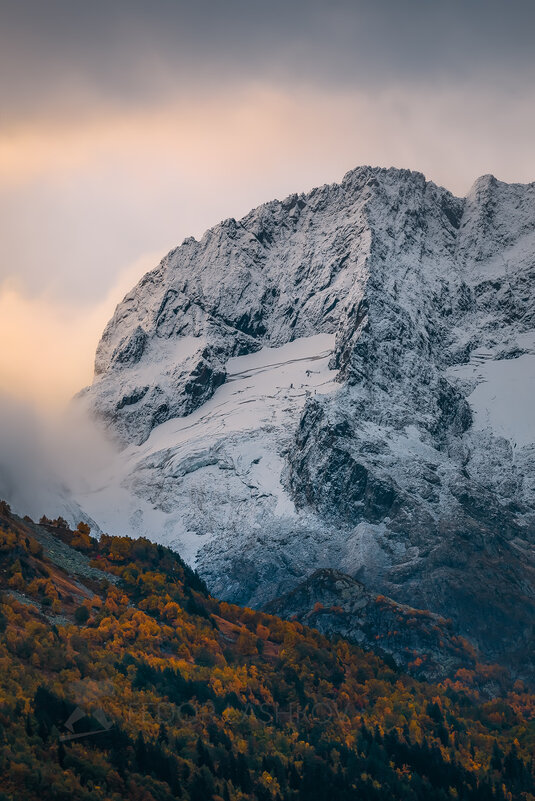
{"left": 1, "top": 0, "right": 535, "bottom": 404}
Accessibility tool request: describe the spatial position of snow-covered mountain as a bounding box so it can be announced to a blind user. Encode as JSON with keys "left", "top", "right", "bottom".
{"left": 77, "top": 166, "right": 535, "bottom": 678}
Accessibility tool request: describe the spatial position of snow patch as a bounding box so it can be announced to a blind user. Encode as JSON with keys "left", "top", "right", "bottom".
{"left": 78, "top": 334, "right": 338, "bottom": 564}
{"left": 467, "top": 355, "right": 535, "bottom": 447}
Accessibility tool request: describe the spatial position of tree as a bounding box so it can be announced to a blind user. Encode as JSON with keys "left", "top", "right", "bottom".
{"left": 490, "top": 741, "right": 503, "bottom": 772}
{"left": 135, "top": 731, "right": 147, "bottom": 772}
{"left": 74, "top": 605, "right": 90, "bottom": 625}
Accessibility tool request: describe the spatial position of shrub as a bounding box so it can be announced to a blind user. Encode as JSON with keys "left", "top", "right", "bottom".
{"left": 74, "top": 605, "right": 90, "bottom": 625}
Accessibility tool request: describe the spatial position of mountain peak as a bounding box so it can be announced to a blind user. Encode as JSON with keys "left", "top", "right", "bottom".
{"left": 66, "top": 167, "right": 535, "bottom": 683}
{"left": 341, "top": 164, "right": 428, "bottom": 188}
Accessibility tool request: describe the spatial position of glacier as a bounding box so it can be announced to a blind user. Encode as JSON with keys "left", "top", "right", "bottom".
{"left": 6, "top": 165, "right": 535, "bottom": 679}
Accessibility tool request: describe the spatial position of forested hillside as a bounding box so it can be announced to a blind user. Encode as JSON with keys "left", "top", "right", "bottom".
{"left": 0, "top": 502, "right": 534, "bottom": 801}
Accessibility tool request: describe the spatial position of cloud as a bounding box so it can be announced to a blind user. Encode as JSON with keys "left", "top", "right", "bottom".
{"left": 0, "top": 380, "right": 120, "bottom": 526}
{"left": 1, "top": 2, "right": 534, "bottom": 409}
{"left": 1, "top": 81, "right": 534, "bottom": 303}
{"left": 1, "top": 0, "right": 534, "bottom": 125}
{"left": 0, "top": 251, "right": 162, "bottom": 407}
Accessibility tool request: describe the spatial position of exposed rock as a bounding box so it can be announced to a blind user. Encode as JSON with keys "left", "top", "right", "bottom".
{"left": 264, "top": 568, "right": 479, "bottom": 683}
{"left": 69, "top": 166, "right": 535, "bottom": 681}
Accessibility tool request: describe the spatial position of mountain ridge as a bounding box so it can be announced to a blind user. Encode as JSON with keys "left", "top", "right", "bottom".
{"left": 13, "top": 165, "right": 535, "bottom": 683}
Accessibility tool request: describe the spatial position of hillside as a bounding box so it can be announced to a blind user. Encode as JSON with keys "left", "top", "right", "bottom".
{"left": 264, "top": 569, "right": 483, "bottom": 683}
{"left": 0, "top": 502, "right": 534, "bottom": 801}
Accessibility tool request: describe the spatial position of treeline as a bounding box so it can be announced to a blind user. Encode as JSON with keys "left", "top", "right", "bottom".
{"left": 0, "top": 506, "right": 533, "bottom": 801}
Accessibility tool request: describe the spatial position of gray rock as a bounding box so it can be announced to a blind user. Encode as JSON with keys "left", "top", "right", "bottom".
{"left": 77, "top": 166, "right": 535, "bottom": 681}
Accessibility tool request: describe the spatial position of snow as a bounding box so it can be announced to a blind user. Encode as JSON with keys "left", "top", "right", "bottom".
{"left": 3, "top": 166, "right": 535, "bottom": 618}
{"left": 467, "top": 230, "right": 535, "bottom": 282}
{"left": 138, "top": 334, "right": 336, "bottom": 454}
{"left": 128, "top": 335, "right": 202, "bottom": 383}
{"left": 447, "top": 330, "right": 535, "bottom": 448}
{"left": 77, "top": 334, "right": 338, "bottom": 564}
{"left": 63, "top": 168, "right": 535, "bottom": 613}
{"left": 466, "top": 355, "right": 535, "bottom": 447}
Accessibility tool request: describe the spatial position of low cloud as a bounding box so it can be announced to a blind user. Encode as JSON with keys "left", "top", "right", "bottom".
{"left": 0, "top": 251, "right": 162, "bottom": 408}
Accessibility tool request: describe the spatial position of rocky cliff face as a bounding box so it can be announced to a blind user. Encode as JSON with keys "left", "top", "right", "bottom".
{"left": 78, "top": 167, "right": 535, "bottom": 681}
{"left": 263, "top": 569, "right": 481, "bottom": 684}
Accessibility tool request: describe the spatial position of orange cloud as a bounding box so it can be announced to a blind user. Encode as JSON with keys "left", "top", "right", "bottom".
{"left": 0, "top": 252, "right": 162, "bottom": 408}
{"left": 2, "top": 82, "right": 533, "bottom": 195}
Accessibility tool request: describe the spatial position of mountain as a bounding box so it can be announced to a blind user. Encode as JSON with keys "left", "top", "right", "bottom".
{"left": 1, "top": 502, "right": 535, "bottom": 801}
{"left": 263, "top": 568, "right": 481, "bottom": 684}
{"left": 69, "top": 167, "right": 535, "bottom": 681}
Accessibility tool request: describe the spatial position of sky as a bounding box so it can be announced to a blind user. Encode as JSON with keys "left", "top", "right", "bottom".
{"left": 1, "top": 0, "right": 535, "bottom": 407}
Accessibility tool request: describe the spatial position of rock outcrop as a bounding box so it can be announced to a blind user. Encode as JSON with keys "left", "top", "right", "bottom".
{"left": 76, "top": 167, "right": 535, "bottom": 680}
